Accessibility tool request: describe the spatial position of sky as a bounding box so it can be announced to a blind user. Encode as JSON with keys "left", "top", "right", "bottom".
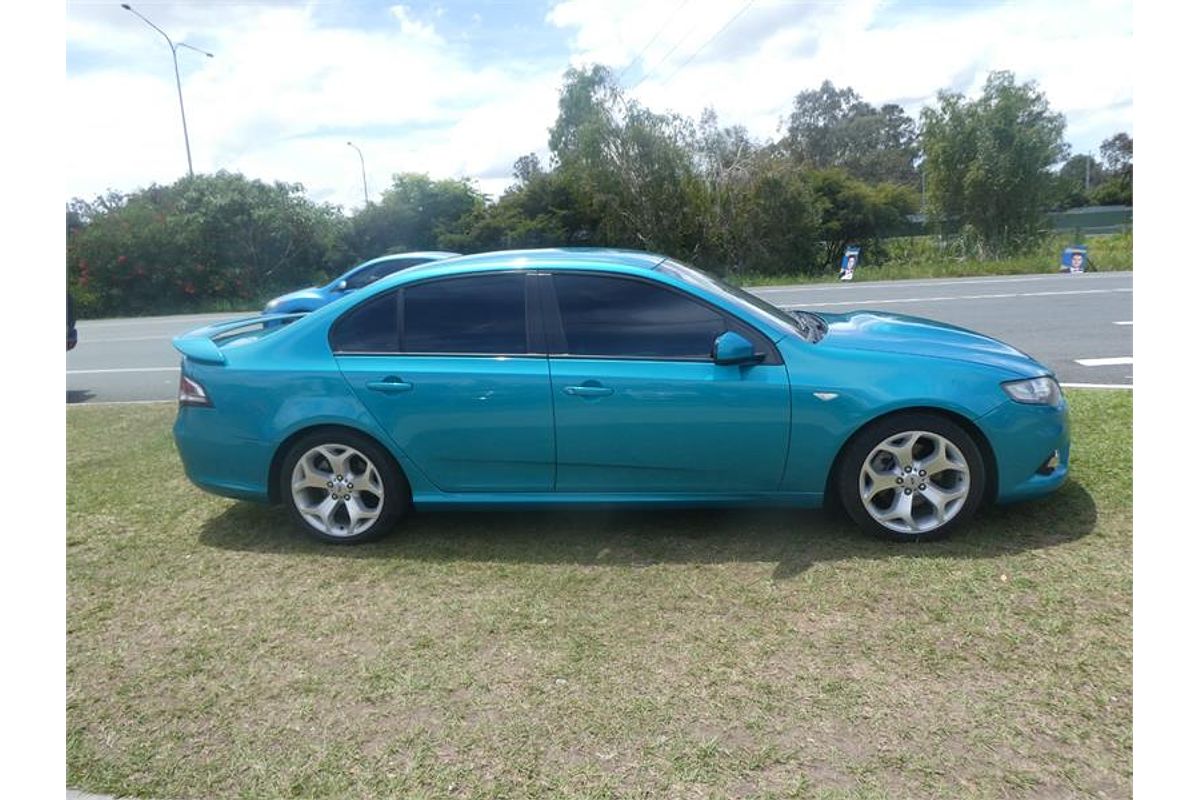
{"left": 64, "top": 0, "right": 1134, "bottom": 211}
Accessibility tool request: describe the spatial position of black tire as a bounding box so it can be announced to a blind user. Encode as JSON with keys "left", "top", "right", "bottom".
{"left": 278, "top": 428, "right": 408, "bottom": 544}
{"left": 836, "top": 412, "right": 987, "bottom": 542}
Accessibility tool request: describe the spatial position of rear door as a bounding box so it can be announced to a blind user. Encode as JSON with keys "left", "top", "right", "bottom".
{"left": 334, "top": 272, "right": 554, "bottom": 493}
{"left": 543, "top": 272, "right": 792, "bottom": 494}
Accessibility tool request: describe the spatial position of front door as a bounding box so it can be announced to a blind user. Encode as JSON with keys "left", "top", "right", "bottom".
{"left": 544, "top": 273, "right": 791, "bottom": 494}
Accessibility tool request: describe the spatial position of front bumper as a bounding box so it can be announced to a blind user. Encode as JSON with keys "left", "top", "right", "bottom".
{"left": 977, "top": 397, "right": 1071, "bottom": 504}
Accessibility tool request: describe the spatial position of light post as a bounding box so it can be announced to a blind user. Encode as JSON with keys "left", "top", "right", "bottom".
{"left": 347, "top": 141, "right": 369, "bottom": 206}
{"left": 121, "top": 3, "right": 213, "bottom": 178}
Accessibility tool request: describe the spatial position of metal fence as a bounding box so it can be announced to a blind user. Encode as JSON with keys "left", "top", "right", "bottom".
{"left": 898, "top": 206, "right": 1133, "bottom": 237}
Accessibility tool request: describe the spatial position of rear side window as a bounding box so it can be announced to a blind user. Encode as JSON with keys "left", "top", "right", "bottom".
{"left": 551, "top": 274, "right": 728, "bottom": 359}
{"left": 330, "top": 290, "right": 399, "bottom": 352}
{"left": 402, "top": 273, "right": 527, "bottom": 354}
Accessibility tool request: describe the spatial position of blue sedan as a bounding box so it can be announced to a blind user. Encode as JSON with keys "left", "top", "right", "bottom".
{"left": 263, "top": 251, "right": 460, "bottom": 314}
{"left": 174, "top": 249, "right": 1069, "bottom": 544}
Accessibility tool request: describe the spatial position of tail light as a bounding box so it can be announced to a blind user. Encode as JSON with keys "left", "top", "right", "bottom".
{"left": 179, "top": 373, "right": 212, "bottom": 407}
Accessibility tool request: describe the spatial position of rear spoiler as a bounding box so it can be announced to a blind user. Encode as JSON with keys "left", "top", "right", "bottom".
{"left": 172, "top": 312, "right": 307, "bottom": 365}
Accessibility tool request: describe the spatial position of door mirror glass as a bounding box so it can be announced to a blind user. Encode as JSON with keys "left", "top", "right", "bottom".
{"left": 712, "top": 331, "right": 761, "bottom": 365}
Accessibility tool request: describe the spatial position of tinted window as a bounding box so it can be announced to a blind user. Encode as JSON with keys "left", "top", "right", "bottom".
{"left": 403, "top": 274, "right": 527, "bottom": 354}
{"left": 552, "top": 274, "right": 728, "bottom": 359}
{"left": 330, "top": 290, "right": 399, "bottom": 352}
{"left": 345, "top": 260, "right": 411, "bottom": 290}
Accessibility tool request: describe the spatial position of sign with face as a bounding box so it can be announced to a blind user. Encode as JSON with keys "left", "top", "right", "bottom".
{"left": 1061, "top": 246, "right": 1088, "bottom": 273}
{"left": 840, "top": 246, "right": 861, "bottom": 281}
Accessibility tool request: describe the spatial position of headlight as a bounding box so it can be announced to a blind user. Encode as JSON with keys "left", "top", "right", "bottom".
{"left": 1002, "top": 376, "right": 1062, "bottom": 406}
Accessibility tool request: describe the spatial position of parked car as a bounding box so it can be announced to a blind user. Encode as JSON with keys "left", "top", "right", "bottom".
{"left": 173, "top": 248, "right": 1069, "bottom": 544}
{"left": 67, "top": 293, "right": 78, "bottom": 351}
{"left": 263, "top": 251, "right": 460, "bottom": 314}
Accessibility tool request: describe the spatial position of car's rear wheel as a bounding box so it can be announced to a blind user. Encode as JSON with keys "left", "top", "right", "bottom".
{"left": 837, "top": 413, "right": 986, "bottom": 542}
{"left": 279, "top": 430, "right": 407, "bottom": 543}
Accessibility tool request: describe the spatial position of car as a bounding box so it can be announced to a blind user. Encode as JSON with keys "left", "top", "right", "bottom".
{"left": 262, "top": 251, "right": 460, "bottom": 314}
{"left": 173, "top": 248, "right": 1069, "bottom": 544}
{"left": 67, "top": 293, "right": 78, "bottom": 351}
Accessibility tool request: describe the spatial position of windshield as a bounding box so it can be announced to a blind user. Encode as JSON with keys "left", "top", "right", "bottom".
{"left": 655, "top": 259, "right": 825, "bottom": 342}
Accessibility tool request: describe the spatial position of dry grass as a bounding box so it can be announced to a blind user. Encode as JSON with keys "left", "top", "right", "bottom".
{"left": 67, "top": 389, "right": 1131, "bottom": 799}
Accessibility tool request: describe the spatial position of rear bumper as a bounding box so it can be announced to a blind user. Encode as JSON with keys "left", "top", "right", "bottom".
{"left": 977, "top": 398, "right": 1071, "bottom": 504}
{"left": 173, "top": 407, "right": 272, "bottom": 503}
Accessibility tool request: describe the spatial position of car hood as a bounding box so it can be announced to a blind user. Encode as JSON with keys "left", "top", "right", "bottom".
{"left": 815, "top": 310, "right": 1051, "bottom": 379}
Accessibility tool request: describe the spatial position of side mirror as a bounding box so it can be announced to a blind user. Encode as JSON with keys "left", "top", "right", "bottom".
{"left": 335, "top": 279, "right": 350, "bottom": 292}
{"left": 713, "top": 331, "right": 763, "bottom": 366}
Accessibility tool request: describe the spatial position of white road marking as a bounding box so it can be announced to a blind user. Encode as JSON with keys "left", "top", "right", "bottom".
{"left": 781, "top": 287, "right": 1131, "bottom": 308}
{"left": 1060, "top": 383, "right": 1134, "bottom": 390}
{"left": 82, "top": 335, "right": 177, "bottom": 343}
{"left": 1113, "top": 320, "right": 1133, "bottom": 325}
{"left": 67, "top": 399, "right": 177, "bottom": 407}
{"left": 1075, "top": 357, "right": 1133, "bottom": 367}
{"left": 67, "top": 367, "right": 179, "bottom": 375}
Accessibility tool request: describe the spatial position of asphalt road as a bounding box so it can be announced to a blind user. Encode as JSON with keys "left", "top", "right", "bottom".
{"left": 66, "top": 271, "right": 1132, "bottom": 404}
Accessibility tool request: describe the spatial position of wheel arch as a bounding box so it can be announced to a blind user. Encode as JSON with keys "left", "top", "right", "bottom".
{"left": 267, "top": 423, "right": 411, "bottom": 506}
{"left": 823, "top": 405, "right": 999, "bottom": 510}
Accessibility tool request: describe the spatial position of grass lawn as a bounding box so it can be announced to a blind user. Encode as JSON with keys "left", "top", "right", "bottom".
{"left": 67, "top": 389, "right": 1132, "bottom": 799}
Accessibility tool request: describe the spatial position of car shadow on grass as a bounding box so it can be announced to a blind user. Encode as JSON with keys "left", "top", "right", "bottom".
{"left": 198, "top": 480, "right": 1098, "bottom": 579}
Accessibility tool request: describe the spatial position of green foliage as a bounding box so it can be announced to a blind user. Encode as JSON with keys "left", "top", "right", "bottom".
{"left": 1089, "top": 179, "right": 1132, "bottom": 206}
{"left": 1089, "top": 132, "right": 1133, "bottom": 206}
{"left": 346, "top": 173, "right": 484, "bottom": 259}
{"left": 66, "top": 70, "right": 1129, "bottom": 317}
{"left": 809, "top": 169, "right": 919, "bottom": 270}
{"left": 1051, "top": 154, "right": 1104, "bottom": 210}
{"left": 784, "top": 80, "right": 920, "bottom": 187}
{"left": 920, "top": 71, "right": 1068, "bottom": 256}
{"left": 67, "top": 172, "right": 346, "bottom": 317}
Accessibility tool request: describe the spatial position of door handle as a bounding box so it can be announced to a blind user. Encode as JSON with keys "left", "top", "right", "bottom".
{"left": 366, "top": 377, "right": 413, "bottom": 394}
{"left": 563, "top": 384, "right": 613, "bottom": 398}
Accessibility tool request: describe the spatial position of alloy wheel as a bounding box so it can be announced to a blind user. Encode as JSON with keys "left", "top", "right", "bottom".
{"left": 290, "top": 443, "right": 385, "bottom": 538}
{"left": 858, "top": 430, "right": 971, "bottom": 534}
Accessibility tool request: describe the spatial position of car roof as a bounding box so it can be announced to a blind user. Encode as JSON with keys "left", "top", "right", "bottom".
{"left": 388, "top": 248, "right": 670, "bottom": 284}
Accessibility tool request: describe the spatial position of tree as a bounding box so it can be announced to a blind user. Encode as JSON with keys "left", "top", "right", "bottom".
{"left": 784, "top": 81, "right": 920, "bottom": 187}
{"left": 920, "top": 71, "right": 1067, "bottom": 255}
{"left": 544, "top": 65, "right": 708, "bottom": 256}
{"left": 346, "top": 173, "right": 485, "bottom": 259}
{"left": 67, "top": 172, "right": 346, "bottom": 316}
{"left": 1092, "top": 132, "right": 1132, "bottom": 205}
{"left": 809, "top": 169, "right": 919, "bottom": 270}
{"left": 1051, "top": 154, "right": 1105, "bottom": 210}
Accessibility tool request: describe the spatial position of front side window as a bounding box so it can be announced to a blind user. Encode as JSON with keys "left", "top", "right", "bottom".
{"left": 551, "top": 274, "right": 730, "bottom": 359}
{"left": 402, "top": 273, "right": 527, "bottom": 354}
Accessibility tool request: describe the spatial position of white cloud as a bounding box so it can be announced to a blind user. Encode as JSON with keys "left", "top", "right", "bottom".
{"left": 65, "top": 0, "right": 1132, "bottom": 211}
{"left": 548, "top": 0, "right": 1133, "bottom": 155}
{"left": 66, "top": 1, "right": 562, "bottom": 209}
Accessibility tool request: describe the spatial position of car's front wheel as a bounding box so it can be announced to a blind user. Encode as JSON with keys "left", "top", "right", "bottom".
{"left": 279, "top": 430, "right": 407, "bottom": 543}
{"left": 837, "top": 413, "right": 986, "bottom": 542}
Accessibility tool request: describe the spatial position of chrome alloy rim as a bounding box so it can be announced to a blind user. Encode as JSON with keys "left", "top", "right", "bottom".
{"left": 291, "top": 444, "right": 384, "bottom": 538}
{"left": 858, "top": 430, "right": 970, "bottom": 534}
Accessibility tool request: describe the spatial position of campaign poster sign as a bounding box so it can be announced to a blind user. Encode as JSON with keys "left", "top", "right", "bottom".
{"left": 840, "top": 246, "right": 861, "bottom": 281}
{"left": 1061, "top": 246, "right": 1087, "bottom": 274}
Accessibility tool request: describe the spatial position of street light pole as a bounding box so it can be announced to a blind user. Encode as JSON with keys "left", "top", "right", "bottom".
{"left": 347, "top": 141, "right": 369, "bottom": 206}
{"left": 121, "top": 3, "right": 214, "bottom": 178}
